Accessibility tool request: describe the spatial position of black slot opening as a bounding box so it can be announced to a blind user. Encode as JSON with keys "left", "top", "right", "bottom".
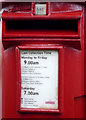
{"left": 6, "top": 20, "right": 78, "bottom": 32}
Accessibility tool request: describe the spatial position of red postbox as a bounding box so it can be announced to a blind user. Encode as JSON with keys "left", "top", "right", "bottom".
{"left": 1, "top": 2, "right": 86, "bottom": 119}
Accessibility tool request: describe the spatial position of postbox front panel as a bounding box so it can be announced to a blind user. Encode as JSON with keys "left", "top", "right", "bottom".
{"left": 2, "top": 2, "right": 85, "bottom": 119}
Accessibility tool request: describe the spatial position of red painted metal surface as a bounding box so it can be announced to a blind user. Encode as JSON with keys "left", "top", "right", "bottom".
{"left": 1, "top": 2, "right": 86, "bottom": 119}
{"left": 0, "top": 34, "right": 2, "bottom": 120}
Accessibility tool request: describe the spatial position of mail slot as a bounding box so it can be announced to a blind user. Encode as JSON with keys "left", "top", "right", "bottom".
{"left": 4, "top": 19, "right": 79, "bottom": 38}
{"left": 1, "top": 2, "right": 85, "bottom": 119}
